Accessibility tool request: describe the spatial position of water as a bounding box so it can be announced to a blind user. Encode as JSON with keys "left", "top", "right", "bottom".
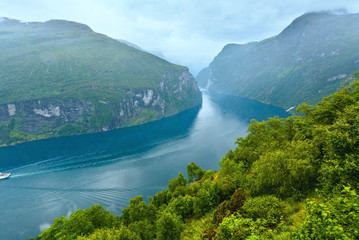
{"left": 0, "top": 91, "right": 288, "bottom": 239}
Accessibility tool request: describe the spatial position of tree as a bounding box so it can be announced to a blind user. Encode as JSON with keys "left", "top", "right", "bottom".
{"left": 150, "top": 189, "right": 172, "bottom": 208}
{"left": 38, "top": 204, "right": 119, "bottom": 240}
{"left": 187, "top": 162, "right": 204, "bottom": 183}
{"left": 194, "top": 182, "right": 221, "bottom": 217}
{"left": 121, "top": 196, "right": 155, "bottom": 225}
{"left": 248, "top": 142, "right": 317, "bottom": 198}
{"left": 156, "top": 212, "right": 183, "bottom": 240}
{"left": 168, "top": 172, "right": 187, "bottom": 193}
{"left": 168, "top": 195, "right": 194, "bottom": 218}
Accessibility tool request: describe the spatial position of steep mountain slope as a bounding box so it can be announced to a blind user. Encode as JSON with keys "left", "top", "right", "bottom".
{"left": 196, "top": 12, "right": 359, "bottom": 110}
{"left": 0, "top": 18, "right": 202, "bottom": 146}
{"left": 34, "top": 76, "right": 359, "bottom": 240}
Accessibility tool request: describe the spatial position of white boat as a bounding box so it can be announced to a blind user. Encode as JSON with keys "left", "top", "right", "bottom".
{"left": 0, "top": 172, "right": 11, "bottom": 180}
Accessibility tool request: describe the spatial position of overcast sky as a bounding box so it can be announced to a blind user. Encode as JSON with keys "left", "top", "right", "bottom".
{"left": 1, "top": 0, "right": 359, "bottom": 75}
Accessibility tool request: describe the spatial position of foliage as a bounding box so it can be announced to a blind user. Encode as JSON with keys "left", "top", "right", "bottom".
{"left": 196, "top": 12, "right": 359, "bottom": 110}
{"left": 168, "top": 172, "right": 187, "bottom": 193}
{"left": 187, "top": 162, "right": 205, "bottom": 183}
{"left": 241, "top": 195, "right": 288, "bottom": 228}
{"left": 37, "top": 204, "right": 119, "bottom": 240}
{"left": 121, "top": 196, "right": 155, "bottom": 225}
{"left": 0, "top": 19, "right": 202, "bottom": 146}
{"left": 156, "top": 211, "right": 183, "bottom": 240}
{"left": 168, "top": 195, "right": 195, "bottom": 219}
{"left": 35, "top": 76, "right": 359, "bottom": 239}
{"left": 216, "top": 213, "right": 254, "bottom": 240}
{"left": 213, "top": 188, "right": 248, "bottom": 224}
{"left": 77, "top": 227, "right": 140, "bottom": 240}
{"left": 292, "top": 186, "right": 359, "bottom": 239}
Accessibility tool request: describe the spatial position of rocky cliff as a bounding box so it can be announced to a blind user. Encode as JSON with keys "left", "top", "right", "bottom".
{"left": 0, "top": 18, "right": 202, "bottom": 146}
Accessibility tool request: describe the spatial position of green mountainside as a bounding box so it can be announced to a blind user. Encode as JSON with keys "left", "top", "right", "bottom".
{"left": 196, "top": 12, "right": 359, "bottom": 111}
{"left": 33, "top": 75, "right": 359, "bottom": 239}
{"left": 0, "top": 18, "right": 202, "bottom": 146}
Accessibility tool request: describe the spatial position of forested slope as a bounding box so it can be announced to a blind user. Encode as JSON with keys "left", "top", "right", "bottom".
{"left": 33, "top": 74, "right": 359, "bottom": 239}
{"left": 0, "top": 18, "right": 202, "bottom": 146}
{"left": 196, "top": 12, "right": 359, "bottom": 112}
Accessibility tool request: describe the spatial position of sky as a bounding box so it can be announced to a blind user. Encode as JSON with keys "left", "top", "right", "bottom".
{"left": 1, "top": 0, "right": 359, "bottom": 75}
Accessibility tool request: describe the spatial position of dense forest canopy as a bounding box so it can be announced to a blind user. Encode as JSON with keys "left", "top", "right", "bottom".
{"left": 33, "top": 74, "right": 359, "bottom": 239}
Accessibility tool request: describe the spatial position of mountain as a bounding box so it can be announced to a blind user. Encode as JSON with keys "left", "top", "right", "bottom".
{"left": 117, "top": 39, "right": 146, "bottom": 52}
{"left": 0, "top": 18, "right": 202, "bottom": 146}
{"left": 118, "top": 39, "right": 169, "bottom": 61}
{"left": 196, "top": 11, "right": 359, "bottom": 111}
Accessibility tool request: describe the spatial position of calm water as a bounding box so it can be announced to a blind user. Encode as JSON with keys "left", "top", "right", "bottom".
{"left": 0, "top": 91, "right": 288, "bottom": 239}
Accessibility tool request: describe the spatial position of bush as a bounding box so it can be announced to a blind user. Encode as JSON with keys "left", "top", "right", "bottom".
{"left": 292, "top": 186, "right": 359, "bottom": 239}
{"left": 156, "top": 211, "right": 183, "bottom": 240}
{"left": 216, "top": 214, "right": 255, "bottom": 240}
{"left": 242, "top": 195, "right": 288, "bottom": 229}
{"left": 77, "top": 226, "right": 140, "bottom": 240}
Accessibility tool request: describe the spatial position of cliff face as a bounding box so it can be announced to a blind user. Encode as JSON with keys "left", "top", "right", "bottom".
{"left": 0, "top": 18, "right": 201, "bottom": 146}
{"left": 196, "top": 12, "right": 359, "bottom": 111}
{"left": 0, "top": 71, "right": 199, "bottom": 133}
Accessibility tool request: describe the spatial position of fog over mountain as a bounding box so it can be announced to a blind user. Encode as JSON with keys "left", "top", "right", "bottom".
{"left": 196, "top": 11, "right": 359, "bottom": 111}
{"left": 1, "top": 0, "right": 359, "bottom": 75}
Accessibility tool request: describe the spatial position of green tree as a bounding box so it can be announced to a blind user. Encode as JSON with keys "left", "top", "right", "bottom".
{"left": 128, "top": 220, "right": 156, "bottom": 240}
{"left": 248, "top": 141, "right": 317, "bottom": 198}
{"left": 194, "top": 182, "right": 221, "bottom": 217}
{"left": 121, "top": 196, "right": 155, "bottom": 225}
{"left": 38, "top": 204, "right": 118, "bottom": 240}
{"left": 156, "top": 211, "right": 183, "bottom": 240}
{"left": 168, "top": 172, "right": 187, "bottom": 193}
{"left": 150, "top": 189, "right": 172, "bottom": 209}
{"left": 186, "top": 162, "right": 204, "bottom": 183}
{"left": 168, "top": 195, "right": 194, "bottom": 218}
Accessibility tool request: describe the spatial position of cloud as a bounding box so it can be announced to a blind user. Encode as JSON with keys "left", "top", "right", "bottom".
{"left": 1, "top": 0, "right": 359, "bottom": 74}
{"left": 39, "top": 223, "right": 51, "bottom": 232}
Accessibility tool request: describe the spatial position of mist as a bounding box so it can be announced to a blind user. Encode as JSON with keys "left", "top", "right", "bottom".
{"left": 1, "top": 1, "right": 359, "bottom": 77}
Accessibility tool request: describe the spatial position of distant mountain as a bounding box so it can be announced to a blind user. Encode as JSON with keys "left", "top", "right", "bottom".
{"left": 117, "top": 39, "right": 146, "bottom": 52}
{"left": 118, "top": 39, "right": 169, "bottom": 61}
{"left": 196, "top": 11, "right": 359, "bottom": 111}
{"left": 0, "top": 17, "right": 202, "bottom": 146}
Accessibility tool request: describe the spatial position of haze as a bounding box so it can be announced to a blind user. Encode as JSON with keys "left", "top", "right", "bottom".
{"left": 1, "top": 0, "right": 359, "bottom": 75}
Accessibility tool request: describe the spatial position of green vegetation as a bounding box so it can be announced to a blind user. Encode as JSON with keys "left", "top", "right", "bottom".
{"left": 0, "top": 19, "right": 184, "bottom": 104}
{"left": 196, "top": 12, "right": 359, "bottom": 111}
{"left": 33, "top": 76, "right": 359, "bottom": 239}
{"left": 0, "top": 18, "right": 201, "bottom": 146}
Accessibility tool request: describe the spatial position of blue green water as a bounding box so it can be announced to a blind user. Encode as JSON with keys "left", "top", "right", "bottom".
{"left": 0, "top": 92, "right": 288, "bottom": 239}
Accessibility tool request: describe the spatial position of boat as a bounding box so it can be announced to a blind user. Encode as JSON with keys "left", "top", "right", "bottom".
{"left": 0, "top": 172, "right": 11, "bottom": 180}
